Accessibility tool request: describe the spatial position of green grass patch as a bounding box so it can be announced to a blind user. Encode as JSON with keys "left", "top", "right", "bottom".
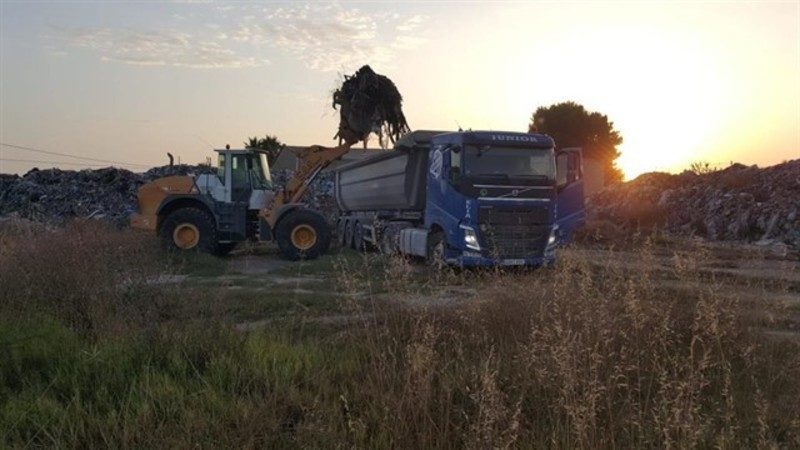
{"left": 0, "top": 319, "right": 365, "bottom": 448}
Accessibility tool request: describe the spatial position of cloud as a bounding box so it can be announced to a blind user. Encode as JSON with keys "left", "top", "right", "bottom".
{"left": 395, "top": 15, "right": 425, "bottom": 32}
{"left": 50, "top": 3, "right": 427, "bottom": 72}
{"left": 55, "top": 27, "right": 267, "bottom": 69}
{"left": 229, "top": 4, "right": 428, "bottom": 72}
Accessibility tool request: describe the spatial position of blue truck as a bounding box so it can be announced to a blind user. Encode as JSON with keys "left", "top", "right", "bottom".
{"left": 335, "top": 130, "right": 585, "bottom": 266}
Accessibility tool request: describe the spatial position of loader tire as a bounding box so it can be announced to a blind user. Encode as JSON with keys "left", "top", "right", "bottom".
{"left": 160, "top": 207, "right": 217, "bottom": 253}
{"left": 275, "top": 209, "right": 331, "bottom": 261}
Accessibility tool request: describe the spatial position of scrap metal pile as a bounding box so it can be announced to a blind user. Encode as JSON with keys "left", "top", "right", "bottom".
{"left": 588, "top": 160, "right": 800, "bottom": 248}
{"left": 333, "top": 65, "right": 410, "bottom": 147}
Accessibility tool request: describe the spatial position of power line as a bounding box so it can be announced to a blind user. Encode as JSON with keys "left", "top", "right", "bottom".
{"left": 0, "top": 142, "right": 152, "bottom": 168}
{"left": 0, "top": 158, "right": 142, "bottom": 168}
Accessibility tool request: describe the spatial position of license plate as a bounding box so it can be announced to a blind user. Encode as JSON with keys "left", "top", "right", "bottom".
{"left": 500, "top": 259, "right": 526, "bottom": 266}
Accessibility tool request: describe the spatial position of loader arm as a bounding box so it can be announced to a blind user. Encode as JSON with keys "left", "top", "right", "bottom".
{"left": 259, "top": 140, "right": 357, "bottom": 227}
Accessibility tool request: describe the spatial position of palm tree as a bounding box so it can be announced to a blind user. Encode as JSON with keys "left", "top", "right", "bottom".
{"left": 244, "top": 135, "right": 285, "bottom": 166}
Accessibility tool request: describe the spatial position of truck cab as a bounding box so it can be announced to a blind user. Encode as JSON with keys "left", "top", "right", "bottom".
{"left": 421, "top": 131, "right": 585, "bottom": 266}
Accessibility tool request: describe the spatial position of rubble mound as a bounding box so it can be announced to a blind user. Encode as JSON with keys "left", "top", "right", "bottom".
{"left": 0, "top": 165, "right": 338, "bottom": 227}
{"left": 589, "top": 160, "right": 800, "bottom": 247}
{"left": 0, "top": 165, "right": 214, "bottom": 225}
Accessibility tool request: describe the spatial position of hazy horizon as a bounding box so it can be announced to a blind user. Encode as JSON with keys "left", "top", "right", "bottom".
{"left": 1, "top": 1, "right": 798, "bottom": 179}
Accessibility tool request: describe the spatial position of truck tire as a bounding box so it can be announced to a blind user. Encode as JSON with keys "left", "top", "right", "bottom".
{"left": 379, "top": 232, "right": 396, "bottom": 255}
{"left": 353, "top": 222, "right": 365, "bottom": 252}
{"left": 426, "top": 231, "right": 446, "bottom": 269}
{"left": 344, "top": 220, "right": 355, "bottom": 250}
{"left": 214, "top": 242, "right": 238, "bottom": 257}
{"left": 160, "top": 207, "right": 218, "bottom": 253}
{"left": 337, "top": 218, "right": 349, "bottom": 248}
{"left": 275, "top": 209, "right": 331, "bottom": 261}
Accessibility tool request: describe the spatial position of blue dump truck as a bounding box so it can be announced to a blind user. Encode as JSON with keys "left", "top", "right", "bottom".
{"left": 335, "top": 130, "right": 586, "bottom": 267}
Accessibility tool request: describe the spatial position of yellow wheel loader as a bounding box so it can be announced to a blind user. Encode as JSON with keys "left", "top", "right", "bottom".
{"left": 131, "top": 140, "right": 357, "bottom": 260}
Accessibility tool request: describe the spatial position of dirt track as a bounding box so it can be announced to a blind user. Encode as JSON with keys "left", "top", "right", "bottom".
{"left": 170, "top": 240, "right": 800, "bottom": 337}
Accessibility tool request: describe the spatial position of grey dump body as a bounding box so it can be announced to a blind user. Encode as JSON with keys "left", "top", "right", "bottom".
{"left": 334, "top": 147, "right": 429, "bottom": 212}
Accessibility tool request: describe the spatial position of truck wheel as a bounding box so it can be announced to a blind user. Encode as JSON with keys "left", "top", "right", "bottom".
{"left": 344, "top": 220, "right": 356, "bottom": 250}
{"left": 214, "top": 242, "right": 237, "bottom": 257}
{"left": 275, "top": 209, "right": 331, "bottom": 261}
{"left": 427, "top": 232, "right": 446, "bottom": 269}
{"left": 160, "top": 207, "right": 217, "bottom": 253}
{"left": 353, "top": 222, "right": 365, "bottom": 252}
{"left": 337, "top": 218, "right": 347, "bottom": 248}
{"left": 379, "top": 232, "right": 396, "bottom": 255}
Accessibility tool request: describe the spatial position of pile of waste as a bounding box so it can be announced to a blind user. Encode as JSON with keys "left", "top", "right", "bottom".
{"left": 588, "top": 160, "right": 800, "bottom": 248}
{"left": 0, "top": 165, "right": 214, "bottom": 226}
{"left": 0, "top": 165, "right": 339, "bottom": 227}
{"left": 270, "top": 169, "right": 337, "bottom": 223}
{"left": 333, "top": 65, "right": 410, "bottom": 147}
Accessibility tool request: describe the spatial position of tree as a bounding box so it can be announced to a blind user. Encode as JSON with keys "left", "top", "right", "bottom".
{"left": 244, "top": 135, "right": 285, "bottom": 166}
{"left": 529, "top": 101, "right": 624, "bottom": 183}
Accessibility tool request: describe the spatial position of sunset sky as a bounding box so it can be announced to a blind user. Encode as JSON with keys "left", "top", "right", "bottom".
{"left": 1, "top": 1, "right": 798, "bottom": 179}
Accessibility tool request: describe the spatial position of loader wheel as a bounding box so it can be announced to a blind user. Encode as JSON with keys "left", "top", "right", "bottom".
{"left": 275, "top": 209, "right": 331, "bottom": 261}
{"left": 160, "top": 207, "right": 217, "bottom": 253}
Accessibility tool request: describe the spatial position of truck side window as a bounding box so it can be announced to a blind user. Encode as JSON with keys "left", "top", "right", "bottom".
{"left": 556, "top": 153, "right": 568, "bottom": 187}
{"left": 556, "top": 152, "right": 583, "bottom": 187}
{"left": 450, "top": 146, "right": 462, "bottom": 185}
{"left": 556, "top": 152, "right": 581, "bottom": 187}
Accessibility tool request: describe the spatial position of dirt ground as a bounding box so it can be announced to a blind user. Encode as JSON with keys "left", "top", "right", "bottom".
{"left": 166, "top": 239, "right": 799, "bottom": 339}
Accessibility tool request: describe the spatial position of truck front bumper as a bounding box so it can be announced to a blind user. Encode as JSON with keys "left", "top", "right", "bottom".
{"left": 445, "top": 249, "right": 556, "bottom": 268}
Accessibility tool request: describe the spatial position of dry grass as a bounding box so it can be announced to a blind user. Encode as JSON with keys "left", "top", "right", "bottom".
{"left": 333, "top": 241, "right": 800, "bottom": 448}
{"left": 0, "top": 220, "right": 169, "bottom": 339}
{"left": 1, "top": 221, "right": 798, "bottom": 448}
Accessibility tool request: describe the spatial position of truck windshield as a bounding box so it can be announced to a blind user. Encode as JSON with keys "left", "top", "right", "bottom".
{"left": 463, "top": 145, "right": 555, "bottom": 181}
{"left": 249, "top": 153, "right": 273, "bottom": 190}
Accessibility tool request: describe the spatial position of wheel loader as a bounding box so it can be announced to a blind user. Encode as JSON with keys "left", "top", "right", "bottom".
{"left": 130, "top": 141, "right": 357, "bottom": 260}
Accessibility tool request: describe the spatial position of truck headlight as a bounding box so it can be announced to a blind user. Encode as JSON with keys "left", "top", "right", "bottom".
{"left": 461, "top": 225, "right": 481, "bottom": 251}
{"left": 547, "top": 226, "right": 558, "bottom": 246}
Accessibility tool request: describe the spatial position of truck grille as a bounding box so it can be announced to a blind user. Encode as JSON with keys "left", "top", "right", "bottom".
{"left": 478, "top": 207, "right": 550, "bottom": 258}
{"left": 478, "top": 207, "right": 549, "bottom": 226}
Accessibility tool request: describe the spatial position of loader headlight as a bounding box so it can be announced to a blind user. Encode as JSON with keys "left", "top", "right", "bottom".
{"left": 460, "top": 225, "right": 481, "bottom": 251}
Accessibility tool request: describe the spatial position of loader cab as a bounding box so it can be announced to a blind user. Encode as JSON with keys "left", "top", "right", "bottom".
{"left": 211, "top": 149, "right": 274, "bottom": 209}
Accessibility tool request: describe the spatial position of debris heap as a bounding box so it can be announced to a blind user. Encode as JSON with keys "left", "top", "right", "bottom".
{"left": 333, "top": 65, "right": 410, "bottom": 147}
{"left": 588, "top": 160, "right": 800, "bottom": 248}
{"left": 0, "top": 165, "right": 339, "bottom": 226}
{"left": 0, "top": 165, "right": 213, "bottom": 225}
